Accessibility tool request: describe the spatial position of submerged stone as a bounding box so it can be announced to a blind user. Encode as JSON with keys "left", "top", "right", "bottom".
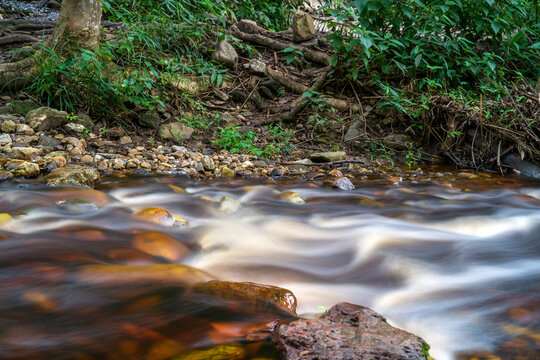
{"left": 171, "top": 344, "right": 246, "bottom": 360}
{"left": 77, "top": 264, "right": 214, "bottom": 286}
{"left": 280, "top": 191, "right": 305, "bottom": 204}
{"left": 132, "top": 232, "right": 189, "bottom": 262}
{"left": 273, "top": 302, "right": 429, "bottom": 360}
{"left": 134, "top": 207, "right": 175, "bottom": 227}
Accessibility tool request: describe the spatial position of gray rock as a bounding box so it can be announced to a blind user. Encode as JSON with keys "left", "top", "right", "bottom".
{"left": 26, "top": 107, "right": 69, "bottom": 131}
{"left": 38, "top": 135, "right": 60, "bottom": 147}
{"left": 158, "top": 123, "right": 194, "bottom": 141}
{"left": 0, "top": 133, "right": 11, "bottom": 145}
{"left": 502, "top": 153, "right": 540, "bottom": 179}
{"left": 212, "top": 40, "right": 238, "bottom": 69}
{"left": 0, "top": 114, "right": 19, "bottom": 122}
{"left": 16, "top": 123, "right": 34, "bottom": 135}
{"left": 137, "top": 113, "right": 161, "bottom": 129}
{"left": 64, "top": 122, "right": 86, "bottom": 136}
{"left": 310, "top": 151, "right": 346, "bottom": 162}
{"left": 247, "top": 59, "right": 267, "bottom": 76}
{"left": 44, "top": 166, "right": 100, "bottom": 187}
{"left": 273, "top": 302, "right": 429, "bottom": 360}
{"left": 383, "top": 134, "right": 412, "bottom": 149}
{"left": 344, "top": 118, "right": 363, "bottom": 141}
{"left": 293, "top": 12, "right": 316, "bottom": 43}
{"left": 201, "top": 155, "right": 215, "bottom": 171}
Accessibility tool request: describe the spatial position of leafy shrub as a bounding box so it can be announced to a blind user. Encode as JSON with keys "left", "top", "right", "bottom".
{"left": 321, "top": 0, "right": 539, "bottom": 92}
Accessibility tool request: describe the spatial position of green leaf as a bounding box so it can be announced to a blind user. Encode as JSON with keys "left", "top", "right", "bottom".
{"left": 486, "top": 0, "right": 494, "bottom": 5}
{"left": 415, "top": 54, "right": 423, "bottom": 67}
{"left": 354, "top": 0, "right": 367, "bottom": 14}
{"left": 487, "top": 60, "right": 496, "bottom": 72}
{"left": 491, "top": 22, "right": 501, "bottom": 34}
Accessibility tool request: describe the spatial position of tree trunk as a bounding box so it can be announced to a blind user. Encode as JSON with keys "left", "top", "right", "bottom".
{"left": 49, "top": 0, "right": 102, "bottom": 53}
{"left": 0, "top": 0, "right": 102, "bottom": 90}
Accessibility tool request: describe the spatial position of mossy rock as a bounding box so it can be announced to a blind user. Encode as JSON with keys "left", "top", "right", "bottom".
{"left": 6, "top": 101, "right": 41, "bottom": 116}
{"left": 170, "top": 344, "right": 246, "bottom": 360}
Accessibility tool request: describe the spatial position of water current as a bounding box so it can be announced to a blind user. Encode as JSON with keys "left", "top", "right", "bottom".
{"left": 0, "top": 168, "right": 539, "bottom": 360}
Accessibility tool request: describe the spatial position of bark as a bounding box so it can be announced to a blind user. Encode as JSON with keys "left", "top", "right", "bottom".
{"left": 0, "top": 0, "right": 102, "bottom": 90}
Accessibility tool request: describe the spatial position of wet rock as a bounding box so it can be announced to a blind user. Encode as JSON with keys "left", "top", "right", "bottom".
{"left": 0, "top": 171, "right": 14, "bottom": 182}
{"left": 502, "top": 153, "right": 540, "bottom": 179}
{"left": 1, "top": 120, "right": 16, "bottom": 133}
{"left": 77, "top": 264, "right": 214, "bottom": 286}
{"left": 11, "top": 147, "right": 41, "bottom": 159}
{"left": 212, "top": 40, "right": 238, "bottom": 69}
{"left": 231, "top": 90, "right": 249, "bottom": 103}
{"left": 273, "top": 302, "right": 429, "bottom": 360}
{"left": 324, "top": 177, "right": 355, "bottom": 191}
{"left": 218, "top": 195, "right": 240, "bottom": 214}
{"left": 293, "top": 12, "right": 316, "bottom": 43}
{"left": 310, "top": 151, "right": 346, "bottom": 162}
{"left": 0, "top": 213, "right": 13, "bottom": 226}
{"left": 280, "top": 191, "right": 305, "bottom": 204}
{"left": 158, "top": 123, "right": 194, "bottom": 141}
{"left": 193, "top": 280, "right": 297, "bottom": 315}
{"left": 26, "top": 107, "right": 68, "bottom": 131}
{"left": 64, "top": 122, "right": 86, "bottom": 136}
{"left": 0, "top": 133, "right": 11, "bottom": 145}
{"left": 0, "top": 144, "right": 12, "bottom": 153}
{"left": 132, "top": 232, "right": 189, "bottom": 262}
{"left": 107, "top": 126, "right": 126, "bottom": 138}
{"left": 56, "top": 198, "right": 99, "bottom": 214}
{"left": 12, "top": 161, "right": 40, "bottom": 177}
{"left": 221, "top": 166, "right": 235, "bottom": 177}
{"left": 44, "top": 166, "right": 100, "bottom": 187}
{"left": 137, "top": 112, "right": 161, "bottom": 129}
{"left": 61, "top": 137, "right": 86, "bottom": 151}
{"left": 134, "top": 207, "right": 175, "bottom": 227}
{"left": 171, "top": 344, "right": 246, "bottom": 360}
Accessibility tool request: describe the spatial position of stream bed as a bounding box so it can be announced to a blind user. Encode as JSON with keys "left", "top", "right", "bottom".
{"left": 0, "top": 168, "right": 539, "bottom": 360}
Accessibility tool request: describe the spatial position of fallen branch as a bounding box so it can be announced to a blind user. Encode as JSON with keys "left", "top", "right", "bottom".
{"left": 231, "top": 29, "right": 331, "bottom": 66}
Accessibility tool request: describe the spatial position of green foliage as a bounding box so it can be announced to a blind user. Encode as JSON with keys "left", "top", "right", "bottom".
{"left": 212, "top": 125, "right": 295, "bottom": 157}
{"left": 405, "top": 142, "right": 422, "bottom": 167}
{"left": 365, "top": 139, "right": 395, "bottom": 166}
{"left": 26, "top": 46, "right": 164, "bottom": 115}
{"left": 281, "top": 46, "right": 305, "bottom": 66}
{"left": 321, "top": 0, "right": 540, "bottom": 93}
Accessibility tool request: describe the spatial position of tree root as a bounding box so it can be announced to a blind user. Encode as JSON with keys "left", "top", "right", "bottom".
{"left": 231, "top": 29, "right": 330, "bottom": 66}
{"left": 258, "top": 69, "right": 329, "bottom": 125}
{"left": 0, "top": 34, "right": 41, "bottom": 47}
{"left": 0, "top": 56, "right": 37, "bottom": 90}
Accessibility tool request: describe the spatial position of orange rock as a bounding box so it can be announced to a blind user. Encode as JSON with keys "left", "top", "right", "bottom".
{"left": 191, "top": 281, "right": 297, "bottom": 315}
{"left": 77, "top": 264, "right": 213, "bottom": 286}
{"left": 134, "top": 208, "right": 175, "bottom": 227}
{"left": 73, "top": 230, "right": 106, "bottom": 242}
{"left": 132, "top": 232, "right": 189, "bottom": 262}
{"left": 107, "top": 248, "right": 161, "bottom": 265}
{"left": 22, "top": 291, "right": 57, "bottom": 311}
{"left": 146, "top": 339, "right": 185, "bottom": 360}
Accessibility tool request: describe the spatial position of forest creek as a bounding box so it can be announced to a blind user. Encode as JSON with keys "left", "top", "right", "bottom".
{"left": 0, "top": 0, "right": 539, "bottom": 360}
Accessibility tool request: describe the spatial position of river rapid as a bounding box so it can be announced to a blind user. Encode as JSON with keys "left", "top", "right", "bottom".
{"left": 0, "top": 168, "right": 539, "bottom": 360}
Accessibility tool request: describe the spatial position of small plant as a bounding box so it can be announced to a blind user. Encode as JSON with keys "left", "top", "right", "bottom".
{"left": 422, "top": 343, "right": 431, "bottom": 357}
{"left": 280, "top": 46, "right": 305, "bottom": 66}
{"left": 365, "top": 139, "right": 395, "bottom": 166}
{"left": 67, "top": 114, "right": 79, "bottom": 121}
{"left": 315, "top": 305, "right": 329, "bottom": 315}
{"left": 81, "top": 128, "right": 90, "bottom": 137}
{"left": 148, "top": 136, "right": 156, "bottom": 147}
{"left": 405, "top": 142, "right": 422, "bottom": 168}
{"left": 213, "top": 127, "right": 262, "bottom": 155}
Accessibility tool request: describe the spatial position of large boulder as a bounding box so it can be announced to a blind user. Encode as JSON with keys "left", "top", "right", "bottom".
{"left": 273, "top": 302, "right": 430, "bottom": 360}
{"left": 212, "top": 40, "right": 238, "bottom": 69}
{"left": 26, "top": 107, "right": 69, "bottom": 131}
{"left": 158, "top": 122, "right": 194, "bottom": 141}
{"left": 293, "top": 12, "right": 316, "bottom": 43}
{"left": 44, "top": 165, "right": 100, "bottom": 187}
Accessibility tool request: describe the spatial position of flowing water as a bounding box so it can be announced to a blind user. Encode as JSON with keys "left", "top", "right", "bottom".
{"left": 0, "top": 168, "right": 539, "bottom": 360}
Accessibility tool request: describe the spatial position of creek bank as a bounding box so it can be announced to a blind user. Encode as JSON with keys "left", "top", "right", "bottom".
{"left": 0, "top": 105, "right": 397, "bottom": 187}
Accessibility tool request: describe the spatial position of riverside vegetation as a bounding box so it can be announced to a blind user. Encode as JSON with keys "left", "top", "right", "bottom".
{"left": 0, "top": 0, "right": 538, "bottom": 177}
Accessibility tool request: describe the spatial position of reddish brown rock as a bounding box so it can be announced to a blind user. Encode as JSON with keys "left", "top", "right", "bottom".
{"left": 273, "top": 302, "right": 429, "bottom": 360}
